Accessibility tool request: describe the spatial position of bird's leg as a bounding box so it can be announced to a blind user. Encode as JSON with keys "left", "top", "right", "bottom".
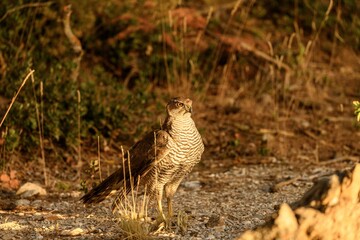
{"left": 165, "top": 182, "right": 181, "bottom": 220}
{"left": 167, "top": 197, "right": 173, "bottom": 218}
{"left": 156, "top": 191, "right": 166, "bottom": 221}
{"left": 151, "top": 188, "right": 168, "bottom": 232}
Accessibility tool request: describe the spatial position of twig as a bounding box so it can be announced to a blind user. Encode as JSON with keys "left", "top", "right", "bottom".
{"left": 0, "top": 2, "right": 53, "bottom": 23}
{"left": 302, "top": 129, "right": 319, "bottom": 140}
{"left": 318, "top": 156, "right": 359, "bottom": 166}
{"left": 97, "top": 136, "right": 102, "bottom": 182}
{"left": 63, "top": 5, "right": 83, "bottom": 82}
{"left": 0, "top": 69, "right": 35, "bottom": 128}
{"left": 271, "top": 175, "right": 301, "bottom": 192}
{"left": 258, "top": 128, "right": 295, "bottom": 137}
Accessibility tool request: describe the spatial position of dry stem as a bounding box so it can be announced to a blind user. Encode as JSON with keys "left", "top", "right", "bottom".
{"left": 0, "top": 69, "right": 35, "bottom": 128}
{"left": 63, "top": 4, "right": 83, "bottom": 82}
{"left": 31, "top": 73, "right": 47, "bottom": 186}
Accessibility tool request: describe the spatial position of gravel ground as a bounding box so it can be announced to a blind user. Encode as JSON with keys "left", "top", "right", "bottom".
{"left": 0, "top": 159, "right": 345, "bottom": 240}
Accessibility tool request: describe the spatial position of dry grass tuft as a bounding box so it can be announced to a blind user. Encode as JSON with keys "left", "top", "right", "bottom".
{"left": 112, "top": 149, "right": 152, "bottom": 240}
{"left": 176, "top": 210, "right": 189, "bottom": 234}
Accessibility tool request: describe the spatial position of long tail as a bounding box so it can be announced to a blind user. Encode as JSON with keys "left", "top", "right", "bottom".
{"left": 81, "top": 168, "right": 124, "bottom": 204}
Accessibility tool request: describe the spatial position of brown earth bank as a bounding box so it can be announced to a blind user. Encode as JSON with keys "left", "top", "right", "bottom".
{"left": 239, "top": 164, "right": 360, "bottom": 240}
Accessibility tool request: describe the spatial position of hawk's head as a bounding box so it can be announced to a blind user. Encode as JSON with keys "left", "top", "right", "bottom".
{"left": 166, "top": 97, "right": 193, "bottom": 117}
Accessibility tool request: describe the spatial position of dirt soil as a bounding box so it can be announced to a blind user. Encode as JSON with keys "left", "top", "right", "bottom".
{"left": 0, "top": 161, "right": 355, "bottom": 240}
{"left": 1, "top": 69, "right": 360, "bottom": 239}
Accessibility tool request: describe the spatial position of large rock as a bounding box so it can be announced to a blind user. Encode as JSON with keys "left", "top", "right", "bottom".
{"left": 238, "top": 164, "right": 360, "bottom": 240}
{"left": 16, "top": 182, "right": 47, "bottom": 198}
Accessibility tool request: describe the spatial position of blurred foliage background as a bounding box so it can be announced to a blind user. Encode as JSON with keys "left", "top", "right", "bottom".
{"left": 0, "top": 0, "right": 359, "bottom": 173}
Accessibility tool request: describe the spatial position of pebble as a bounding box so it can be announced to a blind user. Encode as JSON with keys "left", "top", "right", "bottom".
{"left": 35, "top": 233, "right": 44, "bottom": 239}
{"left": 16, "top": 199, "right": 31, "bottom": 207}
{"left": 61, "top": 227, "right": 85, "bottom": 236}
{"left": 32, "top": 200, "right": 43, "bottom": 209}
{"left": 33, "top": 215, "right": 44, "bottom": 221}
{"left": 70, "top": 191, "right": 82, "bottom": 198}
{"left": 206, "top": 234, "right": 216, "bottom": 239}
{"left": 302, "top": 120, "right": 310, "bottom": 128}
{"left": 242, "top": 220, "right": 253, "bottom": 229}
{"left": 182, "top": 181, "right": 202, "bottom": 190}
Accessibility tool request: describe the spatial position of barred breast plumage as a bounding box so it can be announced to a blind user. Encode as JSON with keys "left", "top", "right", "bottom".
{"left": 81, "top": 97, "right": 204, "bottom": 220}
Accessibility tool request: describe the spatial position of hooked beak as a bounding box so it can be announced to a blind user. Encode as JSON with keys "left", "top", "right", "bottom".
{"left": 184, "top": 105, "right": 192, "bottom": 114}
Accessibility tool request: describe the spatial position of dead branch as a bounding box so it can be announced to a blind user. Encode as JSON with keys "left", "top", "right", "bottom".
{"left": 271, "top": 176, "right": 301, "bottom": 192}
{"left": 318, "top": 156, "right": 359, "bottom": 166}
{"left": 63, "top": 5, "right": 83, "bottom": 82}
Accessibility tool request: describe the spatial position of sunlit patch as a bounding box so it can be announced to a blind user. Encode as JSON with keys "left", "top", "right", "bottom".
{"left": 0, "top": 221, "right": 27, "bottom": 231}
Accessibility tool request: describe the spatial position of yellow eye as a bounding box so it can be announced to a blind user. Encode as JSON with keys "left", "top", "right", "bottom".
{"left": 175, "top": 102, "right": 184, "bottom": 108}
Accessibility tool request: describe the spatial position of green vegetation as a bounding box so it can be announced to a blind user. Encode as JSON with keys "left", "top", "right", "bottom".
{"left": 354, "top": 101, "right": 360, "bottom": 122}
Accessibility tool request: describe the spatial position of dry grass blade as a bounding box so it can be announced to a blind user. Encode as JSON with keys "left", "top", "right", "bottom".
{"left": 31, "top": 73, "right": 47, "bottom": 186}
{"left": 97, "top": 136, "right": 102, "bottom": 181}
{"left": 76, "top": 90, "right": 82, "bottom": 179}
{"left": 0, "top": 69, "right": 35, "bottom": 128}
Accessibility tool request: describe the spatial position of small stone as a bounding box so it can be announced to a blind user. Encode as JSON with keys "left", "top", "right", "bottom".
{"left": 60, "top": 228, "right": 85, "bottom": 236}
{"left": 206, "top": 234, "right": 215, "bottom": 239}
{"left": 33, "top": 215, "right": 44, "bottom": 221}
{"left": 252, "top": 179, "right": 260, "bottom": 185}
{"left": 182, "top": 181, "right": 202, "bottom": 190}
{"left": 206, "top": 214, "right": 225, "bottom": 230}
{"left": 31, "top": 200, "right": 43, "bottom": 209}
{"left": 16, "top": 199, "right": 31, "bottom": 207}
{"left": 35, "top": 233, "right": 43, "bottom": 239}
{"left": 16, "top": 182, "right": 47, "bottom": 198}
{"left": 242, "top": 220, "right": 252, "bottom": 229}
{"left": 301, "top": 120, "right": 310, "bottom": 129}
{"left": 70, "top": 191, "right": 81, "bottom": 198}
{"left": 45, "top": 214, "right": 64, "bottom": 221}
{"left": 18, "top": 220, "right": 27, "bottom": 224}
